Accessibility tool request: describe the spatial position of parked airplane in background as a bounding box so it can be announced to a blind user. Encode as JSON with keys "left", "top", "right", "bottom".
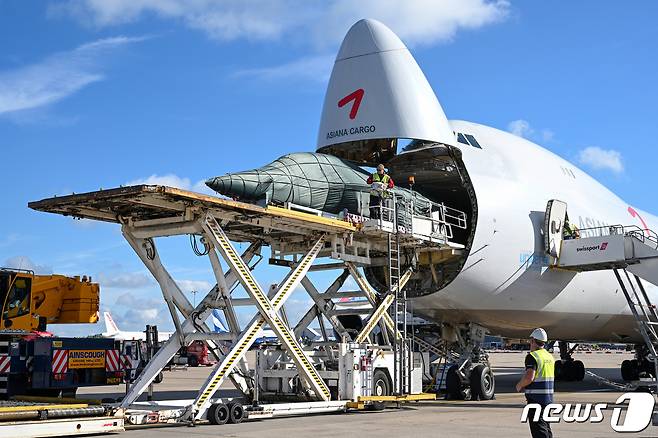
{"left": 102, "top": 312, "right": 174, "bottom": 341}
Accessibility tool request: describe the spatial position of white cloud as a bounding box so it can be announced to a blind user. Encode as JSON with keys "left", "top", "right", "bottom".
{"left": 126, "top": 174, "right": 217, "bottom": 195}
{"left": 507, "top": 119, "right": 534, "bottom": 138}
{"left": 97, "top": 271, "right": 153, "bottom": 288}
{"left": 0, "top": 36, "right": 145, "bottom": 115}
{"left": 126, "top": 173, "right": 191, "bottom": 189}
{"left": 176, "top": 279, "right": 213, "bottom": 293}
{"left": 577, "top": 146, "right": 624, "bottom": 174}
{"left": 234, "top": 55, "right": 334, "bottom": 83}
{"left": 507, "top": 120, "right": 556, "bottom": 144}
{"left": 3, "top": 256, "right": 53, "bottom": 275}
{"left": 540, "top": 129, "right": 554, "bottom": 142}
{"left": 320, "top": 0, "right": 510, "bottom": 48}
{"left": 57, "top": 1, "right": 509, "bottom": 48}
{"left": 58, "top": 1, "right": 510, "bottom": 85}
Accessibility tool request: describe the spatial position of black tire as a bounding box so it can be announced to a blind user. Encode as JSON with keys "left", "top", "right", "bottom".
{"left": 621, "top": 359, "right": 631, "bottom": 381}
{"left": 445, "top": 365, "right": 463, "bottom": 399}
{"left": 573, "top": 360, "right": 585, "bottom": 381}
{"left": 554, "top": 360, "right": 562, "bottom": 380}
{"left": 470, "top": 364, "right": 495, "bottom": 400}
{"left": 207, "top": 403, "right": 229, "bottom": 425}
{"left": 188, "top": 355, "right": 199, "bottom": 367}
{"left": 369, "top": 370, "right": 391, "bottom": 411}
{"left": 153, "top": 371, "right": 164, "bottom": 384}
{"left": 629, "top": 359, "right": 640, "bottom": 381}
{"left": 561, "top": 360, "right": 575, "bottom": 381}
{"left": 227, "top": 401, "right": 245, "bottom": 424}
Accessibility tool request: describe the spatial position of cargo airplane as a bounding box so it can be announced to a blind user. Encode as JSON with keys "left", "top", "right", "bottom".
{"left": 211, "top": 19, "right": 658, "bottom": 399}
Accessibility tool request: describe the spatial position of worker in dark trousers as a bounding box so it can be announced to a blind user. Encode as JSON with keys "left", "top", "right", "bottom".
{"left": 515, "top": 328, "right": 555, "bottom": 438}
{"left": 367, "top": 164, "right": 394, "bottom": 219}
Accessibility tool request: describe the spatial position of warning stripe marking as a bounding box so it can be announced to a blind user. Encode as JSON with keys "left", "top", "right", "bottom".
{"left": 0, "top": 356, "right": 10, "bottom": 374}
{"left": 52, "top": 349, "right": 68, "bottom": 374}
{"left": 106, "top": 350, "right": 120, "bottom": 372}
{"left": 195, "top": 216, "right": 328, "bottom": 412}
{"left": 123, "top": 354, "right": 132, "bottom": 369}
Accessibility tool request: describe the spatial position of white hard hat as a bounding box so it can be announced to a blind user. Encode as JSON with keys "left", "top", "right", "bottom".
{"left": 530, "top": 328, "right": 548, "bottom": 342}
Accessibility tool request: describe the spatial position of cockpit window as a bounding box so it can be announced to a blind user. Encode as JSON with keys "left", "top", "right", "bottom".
{"left": 457, "top": 133, "right": 469, "bottom": 145}
{"left": 464, "top": 134, "right": 482, "bottom": 149}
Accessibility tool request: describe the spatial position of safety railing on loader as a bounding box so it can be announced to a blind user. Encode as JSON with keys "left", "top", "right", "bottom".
{"left": 573, "top": 224, "right": 658, "bottom": 249}
{"left": 369, "top": 192, "right": 468, "bottom": 242}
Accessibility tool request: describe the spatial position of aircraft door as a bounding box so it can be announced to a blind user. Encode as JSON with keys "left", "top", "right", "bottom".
{"left": 544, "top": 200, "right": 567, "bottom": 258}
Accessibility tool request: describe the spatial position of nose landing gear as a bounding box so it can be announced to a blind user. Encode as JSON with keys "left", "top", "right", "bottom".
{"left": 554, "top": 341, "right": 585, "bottom": 382}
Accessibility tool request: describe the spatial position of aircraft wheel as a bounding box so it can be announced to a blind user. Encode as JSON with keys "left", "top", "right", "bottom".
{"left": 207, "top": 403, "right": 229, "bottom": 425}
{"left": 573, "top": 360, "right": 585, "bottom": 381}
{"left": 227, "top": 401, "right": 245, "bottom": 424}
{"left": 188, "top": 355, "right": 199, "bottom": 367}
{"left": 561, "top": 360, "right": 575, "bottom": 381}
{"left": 621, "top": 360, "right": 632, "bottom": 381}
{"left": 629, "top": 359, "right": 640, "bottom": 381}
{"left": 470, "top": 364, "right": 495, "bottom": 400}
{"left": 153, "top": 371, "right": 164, "bottom": 384}
{"left": 446, "top": 366, "right": 471, "bottom": 400}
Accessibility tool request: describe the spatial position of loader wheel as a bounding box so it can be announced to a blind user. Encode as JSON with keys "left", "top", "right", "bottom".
{"left": 227, "top": 401, "right": 245, "bottom": 424}
{"left": 368, "top": 370, "right": 391, "bottom": 411}
{"left": 207, "top": 402, "right": 229, "bottom": 425}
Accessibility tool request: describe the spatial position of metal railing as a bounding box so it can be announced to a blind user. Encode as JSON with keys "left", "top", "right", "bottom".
{"left": 369, "top": 192, "right": 468, "bottom": 242}
{"left": 574, "top": 224, "right": 658, "bottom": 250}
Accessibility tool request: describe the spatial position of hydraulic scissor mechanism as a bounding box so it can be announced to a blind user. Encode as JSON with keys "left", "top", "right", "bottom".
{"left": 28, "top": 185, "right": 471, "bottom": 421}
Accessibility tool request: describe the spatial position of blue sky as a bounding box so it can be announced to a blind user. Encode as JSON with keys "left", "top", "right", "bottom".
{"left": 1, "top": 1, "right": 657, "bottom": 335}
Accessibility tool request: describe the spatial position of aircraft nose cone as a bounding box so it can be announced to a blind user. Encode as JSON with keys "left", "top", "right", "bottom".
{"left": 336, "top": 18, "right": 406, "bottom": 61}
{"left": 206, "top": 172, "right": 270, "bottom": 199}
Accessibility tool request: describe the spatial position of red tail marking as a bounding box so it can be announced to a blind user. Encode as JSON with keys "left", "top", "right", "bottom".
{"left": 338, "top": 88, "right": 365, "bottom": 120}
{"left": 628, "top": 206, "right": 650, "bottom": 235}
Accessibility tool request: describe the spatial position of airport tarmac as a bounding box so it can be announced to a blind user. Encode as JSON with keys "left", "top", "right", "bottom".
{"left": 79, "top": 351, "right": 655, "bottom": 437}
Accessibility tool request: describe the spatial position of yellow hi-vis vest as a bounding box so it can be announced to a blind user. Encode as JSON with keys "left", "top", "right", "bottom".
{"left": 525, "top": 348, "right": 555, "bottom": 405}
{"left": 370, "top": 173, "right": 391, "bottom": 197}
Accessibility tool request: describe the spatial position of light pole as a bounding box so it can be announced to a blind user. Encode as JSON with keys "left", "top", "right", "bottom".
{"left": 191, "top": 290, "right": 197, "bottom": 307}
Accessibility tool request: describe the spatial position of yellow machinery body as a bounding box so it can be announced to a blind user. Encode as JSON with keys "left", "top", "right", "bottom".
{"left": 0, "top": 269, "right": 99, "bottom": 331}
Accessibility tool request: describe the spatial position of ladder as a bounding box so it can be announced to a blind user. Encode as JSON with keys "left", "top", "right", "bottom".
{"left": 613, "top": 268, "right": 658, "bottom": 384}
{"left": 388, "top": 197, "right": 409, "bottom": 395}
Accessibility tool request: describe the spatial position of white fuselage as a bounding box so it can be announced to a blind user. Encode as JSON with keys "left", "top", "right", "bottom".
{"left": 411, "top": 120, "right": 657, "bottom": 343}
{"left": 102, "top": 330, "right": 174, "bottom": 342}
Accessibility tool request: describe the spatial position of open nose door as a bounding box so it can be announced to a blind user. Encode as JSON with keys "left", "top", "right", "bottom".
{"left": 544, "top": 200, "right": 567, "bottom": 258}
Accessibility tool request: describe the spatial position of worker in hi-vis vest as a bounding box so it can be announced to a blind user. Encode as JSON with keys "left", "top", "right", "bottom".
{"left": 367, "top": 164, "right": 394, "bottom": 219}
{"left": 515, "top": 328, "right": 555, "bottom": 438}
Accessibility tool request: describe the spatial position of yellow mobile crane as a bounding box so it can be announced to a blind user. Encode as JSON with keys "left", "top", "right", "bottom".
{"left": 0, "top": 268, "right": 99, "bottom": 331}
{"left": 0, "top": 268, "right": 128, "bottom": 400}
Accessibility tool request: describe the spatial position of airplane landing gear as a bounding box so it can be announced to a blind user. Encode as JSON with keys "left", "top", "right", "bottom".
{"left": 554, "top": 341, "right": 585, "bottom": 381}
{"left": 621, "top": 344, "right": 655, "bottom": 381}
{"left": 443, "top": 324, "right": 495, "bottom": 401}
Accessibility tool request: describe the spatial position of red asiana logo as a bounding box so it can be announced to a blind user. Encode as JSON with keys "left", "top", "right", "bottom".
{"left": 600, "top": 242, "right": 608, "bottom": 250}
{"left": 338, "top": 89, "right": 364, "bottom": 120}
